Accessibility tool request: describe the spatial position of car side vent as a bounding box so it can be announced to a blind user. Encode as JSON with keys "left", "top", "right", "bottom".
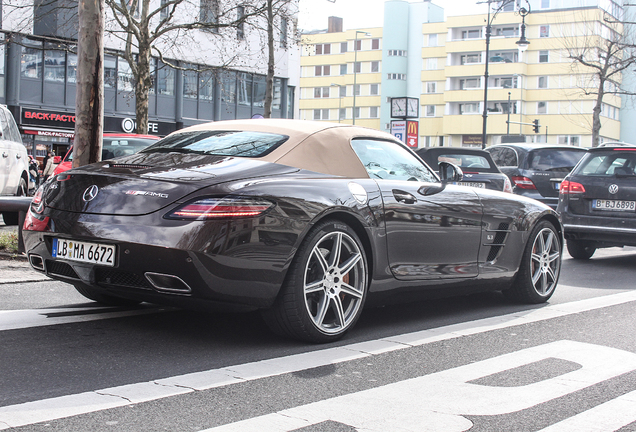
{"left": 109, "top": 164, "right": 153, "bottom": 169}
{"left": 95, "top": 268, "right": 153, "bottom": 290}
{"left": 486, "top": 223, "right": 511, "bottom": 262}
{"left": 46, "top": 260, "right": 80, "bottom": 280}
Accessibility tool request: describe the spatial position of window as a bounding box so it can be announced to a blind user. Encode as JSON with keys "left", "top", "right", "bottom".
{"left": 462, "top": 29, "right": 481, "bottom": 39}
{"left": 499, "top": 0, "right": 519, "bottom": 12}
{"left": 490, "top": 51, "right": 517, "bottom": 63}
{"left": 315, "top": 43, "right": 331, "bottom": 55}
{"left": 118, "top": 59, "right": 134, "bottom": 92}
{"left": 538, "top": 76, "right": 548, "bottom": 88}
{"left": 541, "top": 0, "right": 549, "bottom": 8}
{"left": 370, "top": 84, "right": 379, "bottom": 95}
{"left": 488, "top": 147, "right": 519, "bottom": 167}
{"left": 354, "top": 107, "right": 360, "bottom": 119}
{"left": 104, "top": 56, "right": 116, "bottom": 88}
{"left": 460, "top": 78, "right": 480, "bottom": 89}
{"left": 66, "top": 52, "right": 77, "bottom": 83}
{"left": 237, "top": 6, "right": 245, "bottom": 39}
{"left": 354, "top": 62, "right": 361, "bottom": 73}
{"left": 388, "top": 50, "right": 407, "bottom": 56}
{"left": 387, "top": 73, "right": 406, "bottom": 80}
{"left": 370, "top": 106, "right": 379, "bottom": 118}
{"left": 315, "top": 65, "right": 330, "bottom": 76}
{"left": 313, "top": 109, "right": 329, "bottom": 120}
{"left": 160, "top": 0, "right": 170, "bottom": 20}
{"left": 460, "top": 103, "right": 479, "bottom": 114}
{"left": 340, "top": 64, "right": 347, "bottom": 75}
{"left": 495, "top": 26, "right": 518, "bottom": 36}
{"left": 21, "top": 40, "right": 42, "bottom": 79}
{"left": 426, "top": 82, "right": 436, "bottom": 93}
{"left": 340, "top": 42, "right": 347, "bottom": 53}
{"left": 494, "top": 76, "right": 517, "bottom": 88}
{"left": 371, "top": 61, "right": 379, "bottom": 72}
{"left": 199, "top": 70, "right": 214, "bottom": 101}
{"left": 339, "top": 108, "right": 346, "bottom": 120}
{"left": 220, "top": 70, "right": 236, "bottom": 103}
{"left": 313, "top": 86, "right": 330, "bottom": 98}
{"left": 428, "top": 34, "right": 437, "bottom": 46}
{"left": 351, "top": 139, "right": 437, "bottom": 182}
{"left": 537, "top": 101, "right": 547, "bottom": 114}
{"left": 238, "top": 72, "right": 252, "bottom": 106}
{"left": 426, "top": 105, "right": 435, "bottom": 117}
{"left": 540, "top": 25, "right": 549, "bottom": 38}
{"left": 427, "top": 58, "right": 437, "bottom": 70}
{"left": 157, "top": 62, "right": 175, "bottom": 95}
{"left": 200, "top": 0, "right": 218, "bottom": 27}
{"left": 339, "top": 85, "right": 346, "bottom": 97}
{"left": 125, "top": 0, "right": 140, "bottom": 17}
{"left": 44, "top": 48, "right": 65, "bottom": 82}
{"left": 355, "top": 39, "right": 362, "bottom": 51}
{"left": 372, "top": 38, "right": 380, "bottom": 50}
{"left": 354, "top": 84, "right": 360, "bottom": 96}
{"left": 539, "top": 51, "right": 549, "bottom": 63}
{"left": 558, "top": 136, "right": 580, "bottom": 146}
{"left": 280, "top": 18, "right": 287, "bottom": 47}
{"left": 461, "top": 54, "right": 481, "bottom": 65}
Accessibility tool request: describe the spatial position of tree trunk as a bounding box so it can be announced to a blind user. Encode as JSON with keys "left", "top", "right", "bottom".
{"left": 74, "top": 0, "right": 104, "bottom": 167}
{"left": 592, "top": 88, "right": 604, "bottom": 148}
{"left": 264, "top": 0, "right": 274, "bottom": 118}
{"left": 135, "top": 41, "right": 152, "bottom": 135}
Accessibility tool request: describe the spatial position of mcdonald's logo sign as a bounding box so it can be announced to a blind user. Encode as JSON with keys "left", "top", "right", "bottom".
{"left": 406, "top": 120, "right": 419, "bottom": 148}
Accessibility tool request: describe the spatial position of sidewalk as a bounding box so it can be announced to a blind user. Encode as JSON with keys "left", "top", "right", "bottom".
{"left": 0, "top": 222, "right": 49, "bottom": 284}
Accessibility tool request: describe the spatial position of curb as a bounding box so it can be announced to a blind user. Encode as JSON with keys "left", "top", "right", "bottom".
{"left": 0, "top": 251, "right": 27, "bottom": 261}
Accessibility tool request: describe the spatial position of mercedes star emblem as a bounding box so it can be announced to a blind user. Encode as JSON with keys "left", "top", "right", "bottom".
{"left": 608, "top": 184, "right": 619, "bottom": 194}
{"left": 83, "top": 185, "right": 99, "bottom": 202}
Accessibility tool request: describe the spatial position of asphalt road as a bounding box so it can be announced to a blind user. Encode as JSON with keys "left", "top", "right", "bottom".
{"left": 1, "top": 247, "right": 635, "bottom": 431}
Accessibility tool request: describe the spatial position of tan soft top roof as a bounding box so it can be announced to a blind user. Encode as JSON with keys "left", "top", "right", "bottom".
{"left": 177, "top": 119, "right": 403, "bottom": 178}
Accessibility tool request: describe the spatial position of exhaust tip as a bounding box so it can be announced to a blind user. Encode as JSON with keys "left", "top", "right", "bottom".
{"left": 29, "top": 254, "right": 45, "bottom": 271}
{"left": 145, "top": 272, "right": 192, "bottom": 294}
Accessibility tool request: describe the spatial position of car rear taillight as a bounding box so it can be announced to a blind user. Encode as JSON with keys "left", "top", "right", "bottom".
{"left": 31, "top": 186, "right": 45, "bottom": 214}
{"left": 559, "top": 180, "right": 585, "bottom": 194}
{"left": 165, "top": 197, "right": 274, "bottom": 220}
{"left": 503, "top": 176, "right": 513, "bottom": 193}
{"left": 511, "top": 176, "right": 537, "bottom": 190}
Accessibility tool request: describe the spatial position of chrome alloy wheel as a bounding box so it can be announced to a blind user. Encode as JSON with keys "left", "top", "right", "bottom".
{"left": 530, "top": 227, "right": 561, "bottom": 296}
{"left": 303, "top": 231, "right": 366, "bottom": 334}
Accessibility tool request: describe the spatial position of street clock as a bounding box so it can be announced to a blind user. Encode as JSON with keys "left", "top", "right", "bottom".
{"left": 390, "top": 97, "right": 419, "bottom": 119}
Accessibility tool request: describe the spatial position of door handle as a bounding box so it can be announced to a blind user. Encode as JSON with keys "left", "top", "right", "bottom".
{"left": 2, "top": 152, "right": 8, "bottom": 158}
{"left": 16, "top": 153, "right": 22, "bottom": 159}
{"left": 393, "top": 190, "right": 417, "bottom": 204}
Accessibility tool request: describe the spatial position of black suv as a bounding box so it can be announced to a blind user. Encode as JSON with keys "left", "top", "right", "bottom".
{"left": 486, "top": 144, "right": 587, "bottom": 209}
{"left": 557, "top": 145, "right": 636, "bottom": 259}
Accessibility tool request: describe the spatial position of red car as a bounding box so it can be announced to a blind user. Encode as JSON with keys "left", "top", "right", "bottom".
{"left": 53, "top": 133, "right": 160, "bottom": 176}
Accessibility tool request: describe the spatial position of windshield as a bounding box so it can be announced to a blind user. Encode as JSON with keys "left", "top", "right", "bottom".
{"left": 141, "top": 130, "right": 289, "bottom": 158}
{"left": 527, "top": 149, "right": 586, "bottom": 173}
{"left": 576, "top": 151, "right": 636, "bottom": 176}
{"left": 437, "top": 153, "right": 495, "bottom": 172}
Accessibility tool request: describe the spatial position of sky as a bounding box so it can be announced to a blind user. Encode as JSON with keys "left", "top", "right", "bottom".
{"left": 297, "top": 0, "right": 485, "bottom": 32}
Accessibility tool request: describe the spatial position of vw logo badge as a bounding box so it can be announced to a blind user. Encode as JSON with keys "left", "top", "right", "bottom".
{"left": 608, "top": 184, "right": 619, "bottom": 194}
{"left": 83, "top": 185, "right": 99, "bottom": 202}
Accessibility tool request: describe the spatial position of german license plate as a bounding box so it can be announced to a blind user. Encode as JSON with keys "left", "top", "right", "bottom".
{"left": 456, "top": 182, "right": 485, "bottom": 188}
{"left": 553, "top": 182, "right": 561, "bottom": 190}
{"left": 592, "top": 199, "right": 636, "bottom": 211}
{"left": 52, "top": 238, "right": 116, "bottom": 266}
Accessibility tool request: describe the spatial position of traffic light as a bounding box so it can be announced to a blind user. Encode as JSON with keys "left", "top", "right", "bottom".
{"left": 533, "top": 119, "right": 540, "bottom": 133}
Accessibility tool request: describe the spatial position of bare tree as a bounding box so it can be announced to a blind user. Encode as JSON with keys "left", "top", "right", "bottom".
{"left": 559, "top": 8, "right": 636, "bottom": 147}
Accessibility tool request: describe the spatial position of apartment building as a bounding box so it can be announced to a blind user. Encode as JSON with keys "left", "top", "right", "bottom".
{"left": 300, "top": 0, "right": 624, "bottom": 148}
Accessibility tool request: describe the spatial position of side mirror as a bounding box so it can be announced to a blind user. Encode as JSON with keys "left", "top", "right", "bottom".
{"left": 438, "top": 161, "right": 463, "bottom": 183}
{"left": 53, "top": 156, "right": 62, "bottom": 164}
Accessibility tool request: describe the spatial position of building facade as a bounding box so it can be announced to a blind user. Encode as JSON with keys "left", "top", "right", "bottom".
{"left": 300, "top": 0, "right": 624, "bottom": 149}
{"left": 0, "top": 0, "right": 300, "bottom": 159}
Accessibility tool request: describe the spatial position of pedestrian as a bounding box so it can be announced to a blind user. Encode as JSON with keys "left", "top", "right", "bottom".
{"left": 28, "top": 155, "right": 40, "bottom": 187}
{"left": 42, "top": 151, "right": 57, "bottom": 181}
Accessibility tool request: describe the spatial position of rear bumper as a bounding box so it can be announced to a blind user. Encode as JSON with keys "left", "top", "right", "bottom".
{"left": 561, "top": 211, "right": 636, "bottom": 246}
{"left": 513, "top": 189, "right": 558, "bottom": 209}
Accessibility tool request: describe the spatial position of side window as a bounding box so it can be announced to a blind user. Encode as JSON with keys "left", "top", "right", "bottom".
{"left": 0, "top": 109, "right": 8, "bottom": 140}
{"left": 500, "top": 148, "right": 518, "bottom": 167}
{"left": 487, "top": 147, "right": 503, "bottom": 165}
{"left": 351, "top": 138, "right": 437, "bottom": 182}
{"left": 5, "top": 111, "right": 22, "bottom": 143}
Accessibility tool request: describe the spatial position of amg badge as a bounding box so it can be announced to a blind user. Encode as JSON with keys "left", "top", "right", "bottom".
{"left": 124, "top": 190, "right": 169, "bottom": 199}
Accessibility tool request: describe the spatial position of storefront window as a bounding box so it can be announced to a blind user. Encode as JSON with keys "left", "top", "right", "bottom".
{"left": 272, "top": 78, "right": 282, "bottom": 110}
{"left": 44, "top": 47, "right": 66, "bottom": 82}
{"left": 253, "top": 75, "right": 266, "bottom": 109}
{"left": 199, "top": 69, "right": 214, "bottom": 101}
{"left": 238, "top": 72, "right": 252, "bottom": 106}
{"left": 21, "top": 39, "right": 43, "bottom": 79}
{"left": 221, "top": 71, "right": 236, "bottom": 103}
{"left": 183, "top": 66, "right": 198, "bottom": 99}
{"left": 156, "top": 62, "right": 174, "bottom": 95}
{"left": 67, "top": 50, "right": 77, "bottom": 83}
{"left": 117, "top": 59, "right": 134, "bottom": 92}
{"left": 104, "top": 56, "right": 117, "bottom": 88}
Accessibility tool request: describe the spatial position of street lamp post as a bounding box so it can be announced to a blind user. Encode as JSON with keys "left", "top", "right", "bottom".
{"left": 353, "top": 30, "right": 371, "bottom": 125}
{"left": 331, "top": 83, "right": 343, "bottom": 123}
{"left": 480, "top": 0, "right": 530, "bottom": 149}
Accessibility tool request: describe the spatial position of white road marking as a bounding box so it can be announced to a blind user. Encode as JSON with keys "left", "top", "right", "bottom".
{"left": 537, "top": 390, "right": 636, "bottom": 432}
{"left": 0, "top": 307, "right": 163, "bottom": 331}
{"left": 0, "top": 290, "right": 635, "bottom": 430}
{"left": 201, "top": 341, "right": 636, "bottom": 432}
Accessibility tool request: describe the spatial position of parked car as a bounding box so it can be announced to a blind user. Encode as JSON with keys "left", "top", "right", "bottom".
{"left": 557, "top": 144, "right": 636, "bottom": 259}
{"left": 53, "top": 133, "right": 161, "bottom": 176}
{"left": 0, "top": 104, "right": 30, "bottom": 225}
{"left": 486, "top": 144, "right": 588, "bottom": 209}
{"left": 416, "top": 147, "right": 512, "bottom": 192}
{"left": 24, "top": 120, "right": 563, "bottom": 343}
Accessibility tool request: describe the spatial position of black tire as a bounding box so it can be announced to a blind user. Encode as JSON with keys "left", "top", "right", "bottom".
{"left": 73, "top": 283, "right": 142, "bottom": 307}
{"left": 566, "top": 239, "right": 596, "bottom": 260}
{"left": 16, "top": 177, "right": 28, "bottom": 197}
{"left": 261, "top": 219, "right": 369, "bottom": 343}
{"left": 505, "top": 220, "right": 561, "bottom": 304}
